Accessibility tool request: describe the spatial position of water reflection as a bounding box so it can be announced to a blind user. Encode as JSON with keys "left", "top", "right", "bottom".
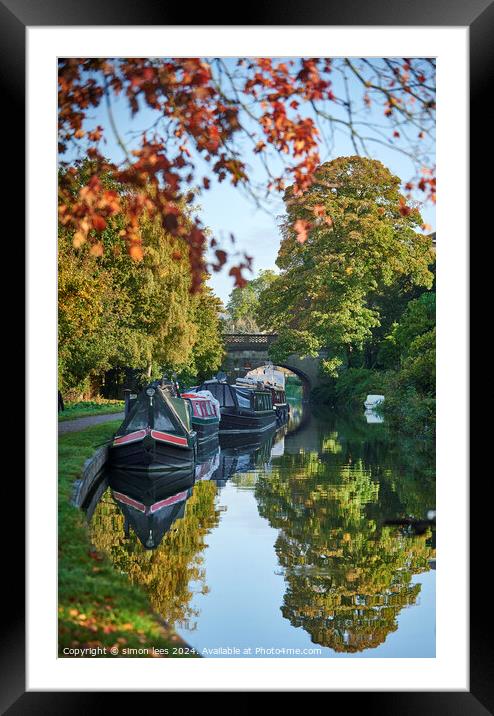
{"left": 90, "top": 469, "right": 220, "bottom": 626}
{"left": 89, "top": 402, "right": 435, "bottom": 655}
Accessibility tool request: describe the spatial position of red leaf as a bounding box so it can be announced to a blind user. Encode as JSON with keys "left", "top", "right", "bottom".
{"left": 163, "top": 213, "right": 179, "bottom": 232}
{"left": 92, "top": 214, "right": 107, "bottom": 231}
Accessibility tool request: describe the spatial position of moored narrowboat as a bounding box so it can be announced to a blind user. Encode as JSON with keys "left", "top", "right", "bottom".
{"left": 197, "top": 379, "right": 277, "bottom": 434}
{"left": 109, "top": 381, "right": 197, "bottom": 473}
{"left": 180, "top": 390, "right": 220, "bottom": 445}
{"left": 238, "top": 366, "right": 289, "bottom": 423}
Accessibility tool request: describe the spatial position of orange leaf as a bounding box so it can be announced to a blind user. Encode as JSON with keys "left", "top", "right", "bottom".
{"left": 129, "top": 244, "right": 144, "bottom": 261}
{"left": 90, "top": 242, "right": 104, "bottom": 257}
{"left": 92, "top": 214, "right": 107, "bottom": 232}
{"left": 294, "top": 218, "right": 311, "bottom": 243}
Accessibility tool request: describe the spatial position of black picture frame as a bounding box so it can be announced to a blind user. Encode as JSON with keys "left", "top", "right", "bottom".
{"left": 4, "top": 0, "right": 481, "bottom": 710}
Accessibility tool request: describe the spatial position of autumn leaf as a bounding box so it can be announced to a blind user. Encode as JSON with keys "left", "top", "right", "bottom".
{"left": 89, "top": 242, "right": 104, "bottom": 257}
{"left": 294, "top": 218, "right": 312, "bottom": 243}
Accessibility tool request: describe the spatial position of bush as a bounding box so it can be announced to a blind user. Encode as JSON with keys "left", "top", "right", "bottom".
{"left": 383, "top": 381, "right": 435, "bottom": 438}
{"left": 313, "top": 367, "right": 386, "bottom": 408}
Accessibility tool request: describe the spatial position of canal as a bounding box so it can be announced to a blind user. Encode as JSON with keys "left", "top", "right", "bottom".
{"left": 89, "top": 402, "right": 436, "bottom": 658}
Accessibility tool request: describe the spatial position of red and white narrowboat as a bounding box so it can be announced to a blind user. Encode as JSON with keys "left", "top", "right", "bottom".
{"left": 181, "top": 390, "right": 220, "bottom": 445}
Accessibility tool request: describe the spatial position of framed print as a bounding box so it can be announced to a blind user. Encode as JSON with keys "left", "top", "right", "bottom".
{"left": 2, "top": 0, "right": 484, "bottom": 709}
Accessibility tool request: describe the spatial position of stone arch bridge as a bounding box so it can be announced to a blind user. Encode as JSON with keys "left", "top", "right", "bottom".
{"left": 222, "top": 333, "right": 324, "bottom": 398}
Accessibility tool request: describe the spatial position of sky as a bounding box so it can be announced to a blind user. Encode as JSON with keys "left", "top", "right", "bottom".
{"left": 63, "top": 58, "right": 436, "bottom": 304}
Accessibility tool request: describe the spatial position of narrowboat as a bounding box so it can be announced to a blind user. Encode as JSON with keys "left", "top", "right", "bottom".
{"left": 180, "top": 390, "right": 220, "bottom": 445}
{"left": 109, "top": 381, "right": 197, "bottom": 473}
{"left": 197, "top": 379, "right": 277, "bottom": 434}
{"left": 109, "top": 467, "right": 195, "bottom": 549}
{"left": 237, "top": 366, "right": 289, "bottom": 423}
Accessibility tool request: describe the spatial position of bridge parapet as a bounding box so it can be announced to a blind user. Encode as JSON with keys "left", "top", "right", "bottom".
{"left": 223, "top": 333, "right": 278, "bottom": 350}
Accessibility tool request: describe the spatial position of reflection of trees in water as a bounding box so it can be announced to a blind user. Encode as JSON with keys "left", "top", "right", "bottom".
{"left": 90, "top": 480, "right": 220, "bottom": 628}
{"left": 312, "top": 408, "right": 436, "bottom": 519}
{"left": 257, "top": 420, "right": 435, "bottom": 653}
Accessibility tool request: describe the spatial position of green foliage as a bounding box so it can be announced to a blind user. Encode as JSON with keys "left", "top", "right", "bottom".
{"left": 224, "top": 269, "right": 278, "bottom": 333}
{"left": 378, "top": 292, "right": 435, "bottom": 369}
{"left": 381, "top": 325, "right": 436, "bottom": 437}
{"left": 313, "top": 368, "right": 387, "bottom": 407}
{"left": 177, "top": 286, "right": 225, "bottom": 385}
{"left": 59, "top": 163, "right": 225, "bottom": 398}
{"left": 285, "top": 375, "right": 304, "bottom": 401}
{"left": 313, "top": 291, "right": 435, "bottom": 436}
{"left": 258, "top": 156, "right": 435, "bottom": 371}
{"left": 383, "top": 382, "right": 436, "bottom": 439}
{"left": 377, "top": 293, "right": 435, "bottom": 436}
{"left": 268, "top": 329, "right": 322, "bottom": 363}
{"left": 400, "top": 328, "right": 436, "bottom": 394}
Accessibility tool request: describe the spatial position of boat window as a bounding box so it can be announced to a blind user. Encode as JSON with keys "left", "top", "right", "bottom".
{"left": 169, "top": 396, "right": 192, "bottom": 431}
{"left": 153, "top": 402, "right": 176, "bottom": 431}
{"left": 224, "top": 386, "right": 236, "bottom": 407}
{"left": 236, "top": 388, "right": 251, "bottom": 409}
{"left": 254, "top": 392, "right": 272, "bottom": 411}
{"left": 124, "top": 400, "right": 149, "bottom": 432}
{"left": 206, "top": 383, "right": 218, "bottom": 398}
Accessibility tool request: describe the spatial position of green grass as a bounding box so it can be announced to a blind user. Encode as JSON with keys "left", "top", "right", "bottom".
{"left": 58, "top": 421, "right": 198, "bottom": 658}
{"left": 58, "top": 400, "right": 124, "bottom": 422}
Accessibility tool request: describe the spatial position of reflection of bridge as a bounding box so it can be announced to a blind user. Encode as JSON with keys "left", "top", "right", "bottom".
{"left": 222, "top": 333, "right": 325, "bottom": 397}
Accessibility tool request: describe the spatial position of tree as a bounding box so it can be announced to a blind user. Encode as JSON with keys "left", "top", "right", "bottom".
{"left": 378, "top": 292, "right": 436, "bottom": 369}
{"left": 224, "top": 269, "right": 278, "bottom": 333}
{"left": 377, "top": 293, "right": 436, "bottom": 436}
{"left": 258, "top": 156, "right": 435, "bottom": 374}
{"left": 58, "top": 163, "right": 225, "bottom": 396}
{"left": 58, "top": 58, "right": 435, "bottom": 292}
{"left": 180, "top": 286, "right": 225, "bottom": 384}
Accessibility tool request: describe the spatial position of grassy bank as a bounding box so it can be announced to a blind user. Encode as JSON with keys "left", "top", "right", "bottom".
{"left": 58, "top": 422, "right": 197, "bottom": 657}
{"left": 58, "top": 399, "right": 124, "bottom": 422}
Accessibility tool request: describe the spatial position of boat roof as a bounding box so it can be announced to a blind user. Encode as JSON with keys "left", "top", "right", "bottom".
{"left": 116, "top": 382, "right": 192, "bottom": 436}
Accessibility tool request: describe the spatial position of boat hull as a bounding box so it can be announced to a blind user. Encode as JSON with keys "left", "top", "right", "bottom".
{"left": 219, "top": 409, "right": 277, "bottom": 434}
{"left": 193, "top": 419, "right": 219, "bottom": 445}
{"left": 109, "top": 434, "right": 196, "bottom": 473}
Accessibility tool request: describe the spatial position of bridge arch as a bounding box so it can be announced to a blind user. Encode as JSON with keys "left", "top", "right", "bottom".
{"left": 222, "top": 334, "right": 324, "bottom": 398}
{"left": 273, "top": 363, "right": 312, "bottom": 400}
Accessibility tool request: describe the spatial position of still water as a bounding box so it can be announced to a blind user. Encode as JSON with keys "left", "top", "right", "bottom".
{"left": 90, "top": 402, "right": 436, "bottom": 658}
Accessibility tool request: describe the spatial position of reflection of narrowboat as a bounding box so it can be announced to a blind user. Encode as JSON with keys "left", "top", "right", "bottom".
{"left": 108, "top": 468, "right": 195, "bottom": 549}
{"left": 197, "top": 380, "right": 277, "bottom": 434}
{"left": 109, "top": 381, "right": 197, "bottom": 473}
{"left": 195, "top": 446, "right": 220, "bottom": 482}
{"left": 181, "top": 390, "right": 220, "bottom": 445}
{"left": 213, "top": 430, "right": 276, "bottom": 486}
